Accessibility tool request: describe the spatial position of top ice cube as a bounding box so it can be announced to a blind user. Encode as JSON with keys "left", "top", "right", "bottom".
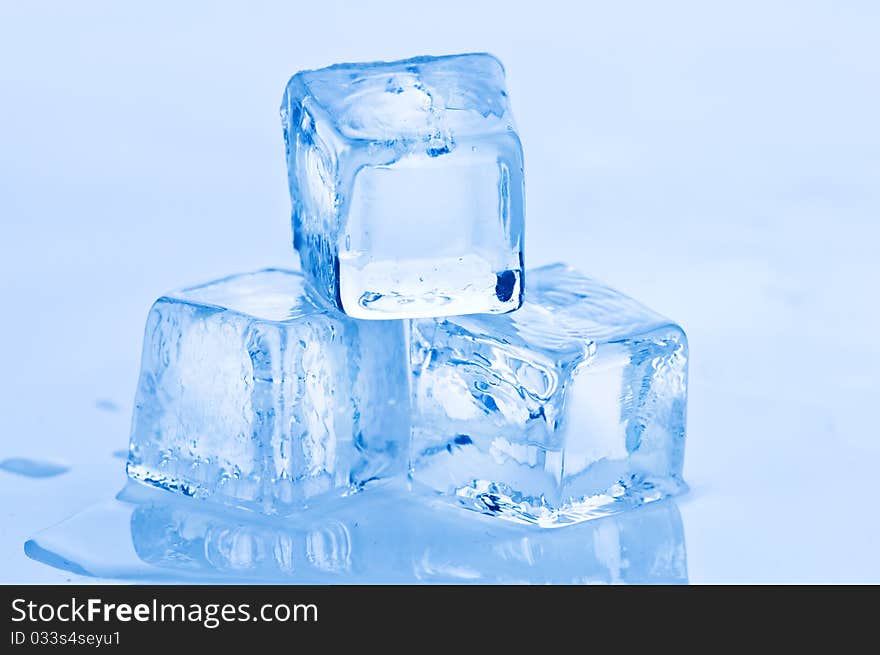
{"left": 281, "top": 53, "right": 525, "bottom": 320}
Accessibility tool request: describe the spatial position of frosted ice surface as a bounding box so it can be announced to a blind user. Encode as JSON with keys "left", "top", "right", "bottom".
{"left": 127, "top": 269, "right": 409, "bottom": 514}
{"left": 281, "top": 53, "right": 524, "bottom": 320}
{"left": 410, "top": 264, "right": 688, "bottom": 526}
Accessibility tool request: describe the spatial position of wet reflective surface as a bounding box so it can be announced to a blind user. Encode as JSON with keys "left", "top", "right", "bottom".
{"left": 25, "top": 483, "right": 687, "bottom": 583}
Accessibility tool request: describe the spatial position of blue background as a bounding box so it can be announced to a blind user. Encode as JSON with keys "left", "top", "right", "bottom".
{"left": 1, "top": 1, "right": 878, "bottom": 582}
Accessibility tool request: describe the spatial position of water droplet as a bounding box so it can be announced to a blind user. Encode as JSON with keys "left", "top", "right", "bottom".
{"left": 0, "top": 458, "right": 70, "bottom": 478}
{"left": 95, "top": 399, "right": 121, "bottom": 412}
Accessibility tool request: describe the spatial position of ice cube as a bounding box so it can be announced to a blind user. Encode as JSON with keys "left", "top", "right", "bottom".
{"left": 127, "top": 269, "right": 409, "bottom": 514}
{"left": 280, "top": 52, "right": 524, "bottom": 320}
{"left": 409, "top": 264, "right": 688, "bottom": 527}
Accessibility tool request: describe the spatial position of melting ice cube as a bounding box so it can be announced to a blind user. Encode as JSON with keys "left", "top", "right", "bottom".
{"left": 409, "top": 264, "right": 688, "bottom": 526}
{"left": 281, "top": 53, "right": 524, "bottom": 320}
{"left": 127, "top": 269, "right": 409, "bottom": 514}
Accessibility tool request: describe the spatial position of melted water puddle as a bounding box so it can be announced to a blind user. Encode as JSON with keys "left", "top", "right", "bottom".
{"left": 0, "top": 458, "right": 70, "bottom": 478}
{"left": 95, "top": 399, "right": 122, "bottom": 412}
{"left": 25, "top": 484, "right": 687, "bottom": 584}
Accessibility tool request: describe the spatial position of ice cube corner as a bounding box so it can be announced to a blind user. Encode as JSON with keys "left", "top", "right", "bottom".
{"left": 281, "top": 52, "right": 525, "bottom": 320}
{"left": 409, "top": 264, "right": 688, "bottom": 527}
{"left": 126, "top": 269, "right": 409, "bottom": 514}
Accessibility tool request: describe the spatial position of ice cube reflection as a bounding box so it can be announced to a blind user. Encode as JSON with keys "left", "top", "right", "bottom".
{"left": 26, "top": 483, "right": 686, "bottom": 584}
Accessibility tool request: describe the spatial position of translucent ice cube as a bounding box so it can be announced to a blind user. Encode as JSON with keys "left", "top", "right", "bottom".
{"left": 281, "top": 53, "right": 524, "bottom": 320}
{"left": 127, "top": 269, "right": 409, "bottom": 514}
{"left": 409, "top": 264, "right": 688, "bottom": 527}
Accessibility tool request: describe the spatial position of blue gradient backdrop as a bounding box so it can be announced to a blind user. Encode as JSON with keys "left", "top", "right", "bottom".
{"left": 1, "top": 1, "right": 878, "bottom": 582}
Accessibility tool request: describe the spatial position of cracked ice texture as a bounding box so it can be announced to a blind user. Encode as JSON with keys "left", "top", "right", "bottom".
{"left": 127, "top": 269, "right": 409, "bottom": 514}
{"left": 281, "top": 52, "right": 524, "bottom": 320}
{"left": 410, "top": 264, "right": 688, "bottom": 526}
